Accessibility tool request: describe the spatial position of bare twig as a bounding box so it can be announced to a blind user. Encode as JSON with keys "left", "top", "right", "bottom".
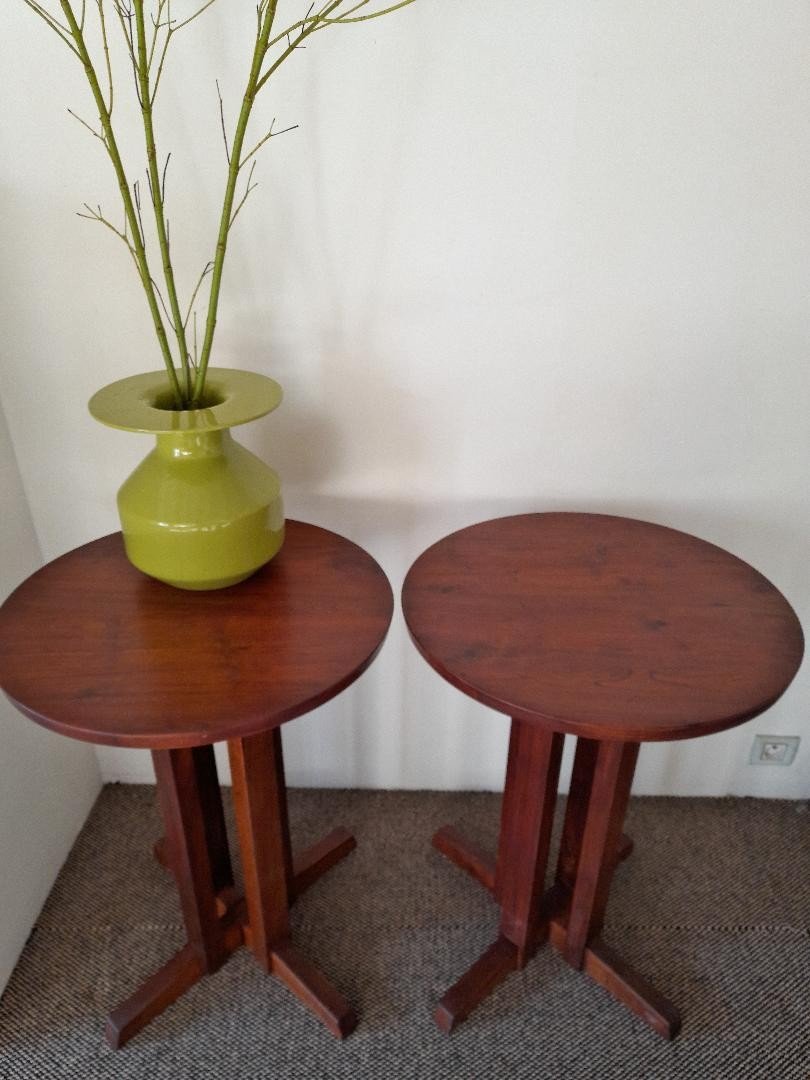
{"left": 239, "top": 119, "right": 298, "bottom": 169}
{"left": 150, "top": 276, "right": 176, "bottom": 331}
{"left": 265, "top": 0, "right": 416, "bottom": 51}
{"left": 31, "top": 0, "right": 418, "bottom": 408}
{"left": 229, "top": 159, "right": 258, "bottom": 229}
{"left": 255, "top": 0, "right": 347, "bottom": 96}
{"left": 76, "top": 201, "right": 136, "bottom": 258}
{"left": 60, "top": 0, "right": 183, "bottom": 405}
{"left": 22, "top": 0, "right": 81, "bottom": 57}
{"left": 67, "top": 106, "right": 106, "bottom": 144}
{"left": 184, "top": 262, "right": 213, "bottom": 329}
{"left": 173, "top": 0, "right": 219, "bottom": 33}
{"left": 147, "top": 0, "right": 168, "bottom": 70}
{"left": 132, "top": 178, "right": 146, "bottom": 247}
{"left": 320, "top": 0, "right": 419, "bottom": 25}
{"left": 216, "top": 80, "right": 230, "bottom": 163}
{"left": 112, "top": 0, "right": 142, "bottom": 105}
{"left": 149, "top": 0, "right": 221, "bottom": 103}
{"left": 161, "top": 152, "right": 171, "bottom": 203}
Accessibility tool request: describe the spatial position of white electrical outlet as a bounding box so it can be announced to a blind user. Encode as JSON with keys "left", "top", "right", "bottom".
{"left": 750, "top": 735, "right": 800, "bottom": 766}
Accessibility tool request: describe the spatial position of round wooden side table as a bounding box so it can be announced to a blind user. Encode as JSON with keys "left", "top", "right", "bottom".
{"left": 0, "top": 522, "right": 393, "bottom": 1048}
{"left": 402, "top": 512, "right": 803, "bottom": 1038}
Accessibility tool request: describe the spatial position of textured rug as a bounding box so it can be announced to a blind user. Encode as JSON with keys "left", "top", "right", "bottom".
{"left": 0, "top": 787, "right": 808, "bottom": 1079}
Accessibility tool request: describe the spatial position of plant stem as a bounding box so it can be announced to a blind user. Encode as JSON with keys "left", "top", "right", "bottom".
{"left": 133, "top": 2, "right": 192, "bottom": 400}
{"left": 59, "top": 0, "right": 183, "bottom": 407}
{"left": 192, "top": 3, "right": 280, "bottom": 404}
{"left": 193, "top": 0, "right": 346, "bottom": 404}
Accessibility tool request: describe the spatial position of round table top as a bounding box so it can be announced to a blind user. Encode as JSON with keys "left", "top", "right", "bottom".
{"left": 0, "top": 523, "right": 393, "bottom": 749}
{"left": 402, "top": 513, "right": 804, "bottom": 742}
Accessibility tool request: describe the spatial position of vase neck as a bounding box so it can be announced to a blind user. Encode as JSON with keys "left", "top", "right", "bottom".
{"left": 154, "top": 428, "right": 231, "bottom": 460}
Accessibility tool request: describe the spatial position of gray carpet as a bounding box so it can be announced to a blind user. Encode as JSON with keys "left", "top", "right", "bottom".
{"left": 0, "top": 786, "right": 808, "bottom": 1079}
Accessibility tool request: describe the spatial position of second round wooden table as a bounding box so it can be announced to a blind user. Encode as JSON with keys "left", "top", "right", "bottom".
{"left": 402, "top": 512, "right": 803, "bottom": 1037}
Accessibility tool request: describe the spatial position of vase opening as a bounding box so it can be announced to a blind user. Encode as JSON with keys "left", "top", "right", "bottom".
{"left": 150, "top": 386, "right": 227, "bottom": 412}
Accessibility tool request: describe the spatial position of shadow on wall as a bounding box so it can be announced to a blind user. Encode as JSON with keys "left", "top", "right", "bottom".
{"left": 222, "top": 321, "right": 432, "bottom": 494}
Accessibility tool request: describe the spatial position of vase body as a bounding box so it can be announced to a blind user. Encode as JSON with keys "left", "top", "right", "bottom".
{"left": 89, "top": 368, "right": 284, "bottom": 590}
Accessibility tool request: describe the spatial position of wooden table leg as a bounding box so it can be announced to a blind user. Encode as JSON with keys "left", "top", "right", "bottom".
{"left": 228, "top": 728, "right": 357, "bottom": 1039}
{"left": 153, "top": 745, "right": 234, "bottom": 897}
{"left": 433, "top": 721, "right": 563, "bottom": 1031}
{"left": 106, "top": 746, "right": 242, "bottom": 1049}
{"left": 559, "top": 740, "right": 639, "bottom": 967}
{"left": 153, "top": 746, "right": 354, "bottom": 907}
{"left": 431, "top": 825, "right": 495, "bottom": 894}
{"left": 496, "top": 724, "right": 564, "bottom": 962}
{"left": 431, "top": 730, "right": 680, "bottom": 1039}
{"left": 549, "top": 737, "right": 681, "bottom": 1039}
{"left": 431, "top": 737, "right": 633, "bottom": 901}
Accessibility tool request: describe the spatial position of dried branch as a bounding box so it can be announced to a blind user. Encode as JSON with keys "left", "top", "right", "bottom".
{"left": 239, "top": 118, "right": 298, "bottom": 170}
{"left": 30, "top": 0, "right": 418, "bottom": 408}
{"left": 216, "top": 79, "right": 230, "bottom": 163}
{"left": 112, "top": 1, "right": 141, "bottom": 105}
{"left": 161, "top": 151, "right": 171, "bottom": 203}
{"left": 76, "top": 201, "right": 136, "bottom": 259}
{"left": 256, "top": 0, "right": 345, "bottom": 94}
{"left": 22, "top": 0, "right": 81, "bottom": 57}
{"left": 228, "top": 159, "right": 258, "bottom": 229}
{"left": 173, "top": 0, "right": 218, "bottom": 33}
{"left": 150, "top": 275, "right": 176, "bottom": 331}
{"left": 183, "top": 261, "right": 214, "bottom": 329}
{"left": 67, "top": 106, "right": 106, "bottom": 144}
{"left": 147, "top": 0, "right": 168, "bottom": 70}
{"left": 319, "top": 0, "right": 419, "bottom": 26}
{"left": 149, "top": 0, "right": 221, "bottom": 104}
{"left": 58, "top": 0, "right": 183, "bottom": 406}
{"left": 132, "top": 178, "right": 146, "bottom": 247}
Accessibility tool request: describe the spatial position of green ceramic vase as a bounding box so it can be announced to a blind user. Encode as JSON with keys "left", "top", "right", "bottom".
{"left": 89, "top": 368, "right": 284, "bottom": 590}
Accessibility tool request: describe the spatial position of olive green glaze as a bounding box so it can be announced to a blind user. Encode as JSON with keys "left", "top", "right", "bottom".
{"left": 90, "top": 369, "right": 284, "bottom": 590}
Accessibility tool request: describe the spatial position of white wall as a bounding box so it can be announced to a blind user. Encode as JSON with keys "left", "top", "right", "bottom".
{"left": 0, "top": 402, "right": 101, "bottom": 993}
{"left": 1, "top": 1, "right": 807, "bottom": 797}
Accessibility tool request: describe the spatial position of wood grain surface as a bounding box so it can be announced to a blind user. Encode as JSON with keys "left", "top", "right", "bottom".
{"left": 0, "top": 522, "right": 393, "bottom": 748}
{"left": 402, "top": 513, "right": 803, "bottom": 741}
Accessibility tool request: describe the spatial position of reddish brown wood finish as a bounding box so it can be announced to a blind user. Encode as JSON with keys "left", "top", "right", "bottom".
{"left": 434, "top": 937, "right": 519, "bottom": 1034}
{"left": 151, "top": 747, "right": 231, "bottom": 974}
{"left": 292, "top": 828, "right": 357, "bottom": 899}
{"left": 496, "top": 723, "right": 563, "bottom": 964}
{"left": 271, "top": 944, "right": 358, "bottom": 1039}
{"left": 0, "top": 523, "right": 392, "bottom": 1047}
{"left": 228, "top": 729, "right": 294, "bottom": 970}
{"left": 0, "top": 522, "right": 393, "bottom": 748}
{"left": 562, "top": 740, "right": 639, "bottom": 969}
{"left": 405, "top": 513, "right": 803, "bottom": 1038}
{"left": 432, "top": 726, "right": 678, "bottom": 1039}
{"left": 432, "top": 826, "right": 496, "bottom": 894}
{"left": 402, "top": 513, "right": 803, "bottom": 742}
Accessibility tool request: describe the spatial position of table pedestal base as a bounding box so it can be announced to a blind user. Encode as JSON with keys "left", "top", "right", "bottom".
{"left": 431, "top": 722, "right": 681, "bottom": 1040}
{"left": 107, "top": 731, "right": 356, "bottom": 1048}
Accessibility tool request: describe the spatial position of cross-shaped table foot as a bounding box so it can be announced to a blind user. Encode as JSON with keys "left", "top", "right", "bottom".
{"left": 108, "top": 733, "right": 357, "bottom": 1048}
{"left": 431, "top": 722, "right": 681, "bottom": 1040}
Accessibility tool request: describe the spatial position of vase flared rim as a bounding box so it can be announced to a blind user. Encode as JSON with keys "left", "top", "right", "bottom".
{"left": 88, "top": 368, "right": 282, "bottom": 434}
